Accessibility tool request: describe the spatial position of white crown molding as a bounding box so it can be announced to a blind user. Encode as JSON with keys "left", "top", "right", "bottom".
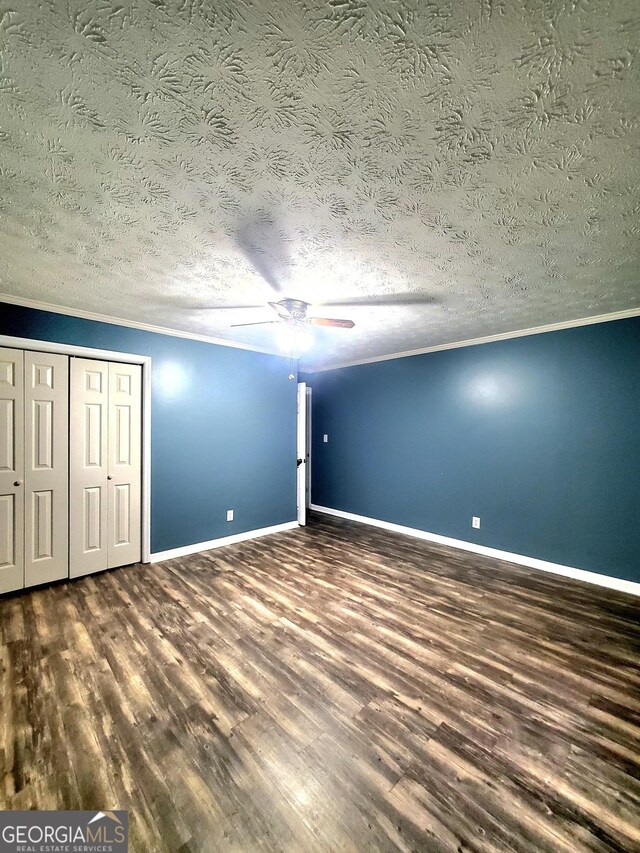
{"left": 310, "top": 505, "right": 640, "bottom": 598}
{"left": 150, "top": 520, "right": 298, "bottom": 562}
{"left": 0, "top": 292, "right": 284, "bottom": 358}
{"left": 5, "top": 294, "right": 638, "bottom": 374}
{"left": 302, "top": 306, "right": 640, "bottom": 373}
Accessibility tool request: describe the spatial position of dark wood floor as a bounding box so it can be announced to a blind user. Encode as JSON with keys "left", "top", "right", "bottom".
{"left": 1, "top": 513, "right": 639, "bottom": 851}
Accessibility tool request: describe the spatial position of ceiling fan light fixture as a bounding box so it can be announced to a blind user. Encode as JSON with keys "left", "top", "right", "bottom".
{"left": 276, "top": 321, "right": 313, "bottom": 355}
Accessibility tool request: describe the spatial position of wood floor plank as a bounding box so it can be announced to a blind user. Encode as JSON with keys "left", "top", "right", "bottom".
{"left": 1, "top": 512, "right": 639, "bottom": 851}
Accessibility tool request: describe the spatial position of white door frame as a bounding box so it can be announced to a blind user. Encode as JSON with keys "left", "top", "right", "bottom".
{"left": 0, "top": 335, "right": 152, "bottom": 563}
{"left": 296, "top": 381, "right": 306, "bottom": 526}
{"left": 305, "top": 385, "right": 312, "bottom": 509}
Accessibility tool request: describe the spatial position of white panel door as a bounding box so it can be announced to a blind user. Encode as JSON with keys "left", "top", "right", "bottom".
{"left": 0, "top": 347, "right": 24, "bottom": 594}
{"left": 107, "top": 362, "right": 141, "bottom": 569}
{"left": 70, "top": 358, "right": 109, "bottom": 578}
{"left": 24, "top": 351, "right": 69, "bottom": 587}
{"left": 296, "top": 382, "right": 306, "bottom": 526}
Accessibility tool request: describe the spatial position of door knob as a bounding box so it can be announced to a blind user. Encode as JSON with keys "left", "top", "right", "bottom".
{"left": 107, "top": 475, "right": 113, "bottom": 480}
{"left": 14, "top": 480, "right": 22, "bottom": 486}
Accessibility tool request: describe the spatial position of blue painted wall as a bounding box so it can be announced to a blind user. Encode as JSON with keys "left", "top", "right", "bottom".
{"left": 305, "top": 318, "right": 640, "bottom": 583}
{"left": 0, "top": 302, "right": 297, "bottom": 553}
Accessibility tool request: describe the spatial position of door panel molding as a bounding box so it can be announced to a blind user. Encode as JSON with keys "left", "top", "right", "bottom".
{"left": 0, "top": 399, "right": 16, "bottom": 472}
{"left": 0, "top": 494, "right": 17, "bottom": 574}
{"left": 32, "top": 490, "right": 53, "bottom": 560}
{"left": 84, "top": 487, "right": 102, "bottom": 552}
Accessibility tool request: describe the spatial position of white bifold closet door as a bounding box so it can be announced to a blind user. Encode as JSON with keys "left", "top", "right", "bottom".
{"left": 0, "top": 348, "right": 25, "bottom": 594}
{"left": 70, "top": 358, "right": 141, "bottom": 578}
{"left": 0, "top": 347, "right": 69, "bottom": 594}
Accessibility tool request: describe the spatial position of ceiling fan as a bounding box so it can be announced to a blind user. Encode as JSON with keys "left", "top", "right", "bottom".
{"left": 230, "top": 298, "right": 355, "bottom": 330}
{"left": 166, "top": 215, "right": 442, "bottom": 375}
{"left": 224, "top": 215, "right": 440, "bottom": 344}
{"left": 226, "top": 293, "right": 439, "bottom": 379}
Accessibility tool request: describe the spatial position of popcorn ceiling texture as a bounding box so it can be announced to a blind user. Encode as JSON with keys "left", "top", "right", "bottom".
{"left": 0, "top": 0, "right": 638, "bottom": 367}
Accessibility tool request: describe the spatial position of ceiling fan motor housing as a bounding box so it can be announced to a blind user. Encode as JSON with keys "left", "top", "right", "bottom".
{"left": 278, "top": 298, "right": 310, "bottom": 320}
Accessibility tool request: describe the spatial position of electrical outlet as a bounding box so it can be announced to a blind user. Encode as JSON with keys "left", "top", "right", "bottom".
{"left": 472, "top": 516, "right": 480, "bottom": 529}
{"left": 323, "top": 434, "right": 329, "bottom": 443}
{"left": 226, "top": 509, "right": 234, "bottom": 522}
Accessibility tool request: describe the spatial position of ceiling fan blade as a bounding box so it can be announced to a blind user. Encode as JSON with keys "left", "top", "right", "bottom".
{"left": 319, "top": 294, "right": 440, "bottom": 308}
{"left": 230, "top": 320, "right": 279, "bottom": 328}
{"left": 195, "top": 304, "right": 267, "bottom": 311}
{"left": 155, "top": 295, "right": 267, "bottom": 311}
{"left": 269, "top": 301, "right": 294, "bottom": 319}
{"left": 310, "top": 317, "right": 355, "bottom": 328}
{"left": 183, "top": 302, "right": 264, "bottom": 311}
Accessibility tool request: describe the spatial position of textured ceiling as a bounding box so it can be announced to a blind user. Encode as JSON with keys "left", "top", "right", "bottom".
{"left": 0, "top": 1, "right": 638, "bottom": 368}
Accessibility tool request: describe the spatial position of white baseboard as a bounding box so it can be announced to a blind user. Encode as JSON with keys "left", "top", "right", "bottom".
{"left": 310, "top": 505, "right": 640, "bottom": 597}
{"left": 150, "top": 521, "right": 298, "bottom": 562}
